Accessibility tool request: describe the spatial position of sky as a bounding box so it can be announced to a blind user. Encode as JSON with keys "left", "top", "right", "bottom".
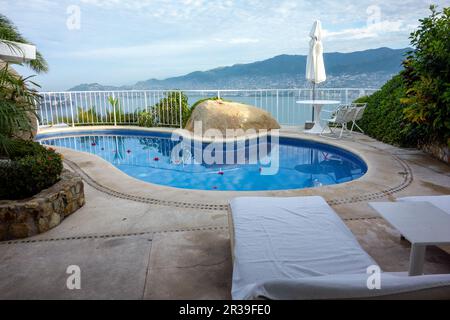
{"left": 1, "top": 0, "right": 448, "bottom": 91}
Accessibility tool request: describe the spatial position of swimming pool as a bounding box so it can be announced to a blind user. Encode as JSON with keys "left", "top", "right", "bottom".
{"left": 37, "top": 129, "right": 367, "bottom": 191}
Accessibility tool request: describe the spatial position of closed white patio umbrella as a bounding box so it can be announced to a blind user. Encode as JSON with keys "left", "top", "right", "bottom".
{"left": 305, "top": 20, "right": 326, "bottom": 120}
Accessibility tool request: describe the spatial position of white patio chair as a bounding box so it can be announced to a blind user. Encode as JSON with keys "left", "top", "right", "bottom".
{"left": 349, "top": 103, "right": 367, "bottom": 134}
{"left": 321, "top": 105, "right": 356, "bottom": 139}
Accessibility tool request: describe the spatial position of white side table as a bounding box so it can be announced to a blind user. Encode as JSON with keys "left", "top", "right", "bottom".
{"left": 296, "top": 100, "right": 341, "bottom": 134}
{"left": 369, "top": 202, "right": 450, "bottom": 276}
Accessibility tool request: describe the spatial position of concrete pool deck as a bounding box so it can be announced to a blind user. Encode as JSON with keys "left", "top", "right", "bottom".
{"left": 0, "top": 126, "right": 449, "bottom": 299}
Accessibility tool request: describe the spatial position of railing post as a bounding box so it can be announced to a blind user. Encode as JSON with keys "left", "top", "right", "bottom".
{"left": 144, "top": 91, "right": 148, "bottom": 113}
{"left": 276, "top": 89, "right": 279, "bottom": 122}
{"left": 179, "top": 91, "right": 183, "bottom": 129}
{"left": 345, "top": 88, "right": 349, "bottom": 104}
{"left": 112, "top": 91, "right": 117, "bottom": 126}
{"left": 68, "top": 93, "right": 75, "bottom": 127}
{"left": 217, "top": 90, "right": 221, "bottom": 100}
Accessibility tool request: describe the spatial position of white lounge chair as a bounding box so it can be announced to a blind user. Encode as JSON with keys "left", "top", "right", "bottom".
{"left": 229, "top": 196, "right": 450, "bottom": 299}
{"left": 349, "top": 103, "right": 367, "bottom": 133}
{"left": 321, "top": 105, "right": 357, "bottom": 139}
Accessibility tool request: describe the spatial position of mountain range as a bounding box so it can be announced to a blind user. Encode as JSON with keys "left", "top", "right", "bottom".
{"left": 69, "top": 47, "right": 409, "bottom": 91}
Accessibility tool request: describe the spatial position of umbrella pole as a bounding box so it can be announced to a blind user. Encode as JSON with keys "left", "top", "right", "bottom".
{"left": 312, "top": 83, "right": 316, "bottom": 122}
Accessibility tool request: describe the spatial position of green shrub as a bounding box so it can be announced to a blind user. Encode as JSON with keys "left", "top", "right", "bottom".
{"left": 137, "top": 110, "right": 154, "bottom": 127}
{"left": 401, "top": 5, "right": 450, "bottom": 146}
{"left": 118, "top": 112, "right": 137, "bottom": 124}
{"left": 1, "top": 139, "right": 46, "bottom": 159}
{"left": 153, "top": 91, "right": 190, "bottom": 127}
{"left": 356, "top": 75, "right": 421, "bottom": 147}
{"left": 0, "top": 141, "right": 63, "bottom": 200}
{"left": 104, "top": 96, "right": 133, "bottom": 124}
{"left": 56, "top": 116, "right": 73, "bottom": 125}
{"left": 356, "top": 6, "right": 449, "bottom": 148}
{"left": 0, "top": 64, "right": 40, "bottom": 156}
{"left": 76, "top": 107, "right": 101, "bottom": 123}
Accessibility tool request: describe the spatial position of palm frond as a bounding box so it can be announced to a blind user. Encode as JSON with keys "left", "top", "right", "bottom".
{"left": 0, "top": 63, "right": 39, "bottom": 156}
{"left": 0, "top": 14, "right": 48, "bottom": 73}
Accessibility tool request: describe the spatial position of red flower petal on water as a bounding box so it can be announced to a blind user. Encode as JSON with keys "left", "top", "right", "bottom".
{"left": 218, "top": 171, "right": 224, "bottom": 175}
{"left": 154, "top": 157, "right": 159, "bottom": 161}
{"left": 127, "top": 150, "right": 132, "bottom": 153}
{"left": 212, "top": 186, "right": 218, "bottom": 189}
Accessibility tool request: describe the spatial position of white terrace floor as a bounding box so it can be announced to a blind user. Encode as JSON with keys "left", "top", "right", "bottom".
{"left": 0, "top": 127, "right": 449, "bottom": 299}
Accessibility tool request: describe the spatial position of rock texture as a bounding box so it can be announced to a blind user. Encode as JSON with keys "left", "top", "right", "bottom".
{"left": 185, "top": 100, "right": 280, "bottom": 136}
{"left": 0, "top": 170, "right": 85, "bottom": 240}
{"left": 420, "top": 141, "right": 449, "bottom": 164}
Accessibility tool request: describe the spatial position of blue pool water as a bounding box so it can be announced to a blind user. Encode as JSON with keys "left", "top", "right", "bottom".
{"left": 37, "top": 130, "right": 367, "bottom": 191}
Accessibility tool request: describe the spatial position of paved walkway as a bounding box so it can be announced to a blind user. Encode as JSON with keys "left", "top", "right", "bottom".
{"left": 0, "top": 131, "right": 449, "bottom": 299}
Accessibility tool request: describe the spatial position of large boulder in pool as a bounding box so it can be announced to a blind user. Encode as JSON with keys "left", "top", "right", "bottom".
{"left": 185, "top": 99, "right": 280, "bottom": 136}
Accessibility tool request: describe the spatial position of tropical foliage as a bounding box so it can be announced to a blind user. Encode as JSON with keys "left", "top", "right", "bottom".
{"left": 0, "top": 14, "right": 62, "bottom": 200}
{"left": 0, "top": 64, "right": 40, "bottom": 156}
{"left": 358, "top": 5, "right": 450, "bottom": 147}
{"left": 0, "top": 141, "right": 63, "bottom": 199}
{"left": 153, "top": 91, "right": 190, "bottom": 127}
{"left": 0, "top": 14, "right": 48, "bottom": 73}
{"left": 76, "top": 106, "right": 101, "bottom": 124}
{"left": 355, "top": 76, "right": 420, "bottom": 146}
{"left": 401, "top": 5, "right": 450, "bottom": 146}
{"left": 137, "top": 110, "right": 154, "bottom": 127}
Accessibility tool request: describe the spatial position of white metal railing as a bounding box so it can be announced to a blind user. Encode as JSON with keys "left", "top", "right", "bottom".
{"left": 36, "top": 88, "right": 377, "bottom": 129}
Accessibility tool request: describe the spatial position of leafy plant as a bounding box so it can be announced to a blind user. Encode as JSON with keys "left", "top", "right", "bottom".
{"left": 401, "top": 5, "right": 450, "bottom": 146}
{"left": 137, "top": 110, "right": 154, "bottom": 127}
{"left": 153, "top": 91, "right": 190, "bottom": 127}
{"left": 105, "top": 96, "right": 121, "bottom": 123}
{"left": 357, "top": 5, "right": 449, "bottom": 148}
{"left": 0, "top": 14, "right": 48, "bottom": 73}
{"left": 0, "top": 64, "right": 40, "bottom": 156}
{"left": 0, "top": 15, "right": 63, "bottom": 200}
{"left": 0, "top": 141, "right": 63, "bottom": 200}
{"left": 355, "top": 75, "right": 420, "bottom": 147}
{"left": 76, "top": 106, "right": 101, "bottom": 124}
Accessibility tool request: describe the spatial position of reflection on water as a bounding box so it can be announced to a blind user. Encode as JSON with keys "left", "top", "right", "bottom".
{"left": 40, "top": 133, "right": 366, "bottom": 191}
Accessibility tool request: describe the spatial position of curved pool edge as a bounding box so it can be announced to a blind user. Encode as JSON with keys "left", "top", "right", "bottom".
{"left": 35, "top": 126, "right": 411, "bottom": 207}
{"left": 37, "top": 126, "right": 369, "bottom": 190}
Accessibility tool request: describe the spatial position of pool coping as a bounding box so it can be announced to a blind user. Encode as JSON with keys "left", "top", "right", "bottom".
{"left": 37, "top": 126, "right": 413, "bottom": 209}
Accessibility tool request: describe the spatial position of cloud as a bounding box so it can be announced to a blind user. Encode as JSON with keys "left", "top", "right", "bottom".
{"left": 79, "top": 0, "right": 234, "bottom": 20}
{"left": 228, "top": 38, "right": 260, "bottom": 44}
{"left": 323, "top": 20, "right": 406, "bottom": 40}
{"left": 67, "top": 36, "right": 259, "bottom": 60}
{"left": 2, "top": 0, "right": 445, "bottom": 90}
{"left": 68, "top": 39, "right": 208, "bottom": 59}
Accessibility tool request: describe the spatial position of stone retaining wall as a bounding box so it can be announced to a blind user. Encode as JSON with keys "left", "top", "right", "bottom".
{"left": 0, "top": 170, "right": 85, "bottom": 240}
{"left": 420, "top": 142, "right": 449, "bottom": 164}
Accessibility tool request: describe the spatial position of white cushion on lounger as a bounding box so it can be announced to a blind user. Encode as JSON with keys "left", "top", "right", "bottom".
{"left": 242, "top": 273, "right": 450, "bottom": 300}
{"left": 230, "top": 196, "right": 450, "bottom": 300}
{"left": 397, "top": 195, "right": 450, "bottom": 215}
{"left": 230, "top": 196, "right": 376, "bottom": 299}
